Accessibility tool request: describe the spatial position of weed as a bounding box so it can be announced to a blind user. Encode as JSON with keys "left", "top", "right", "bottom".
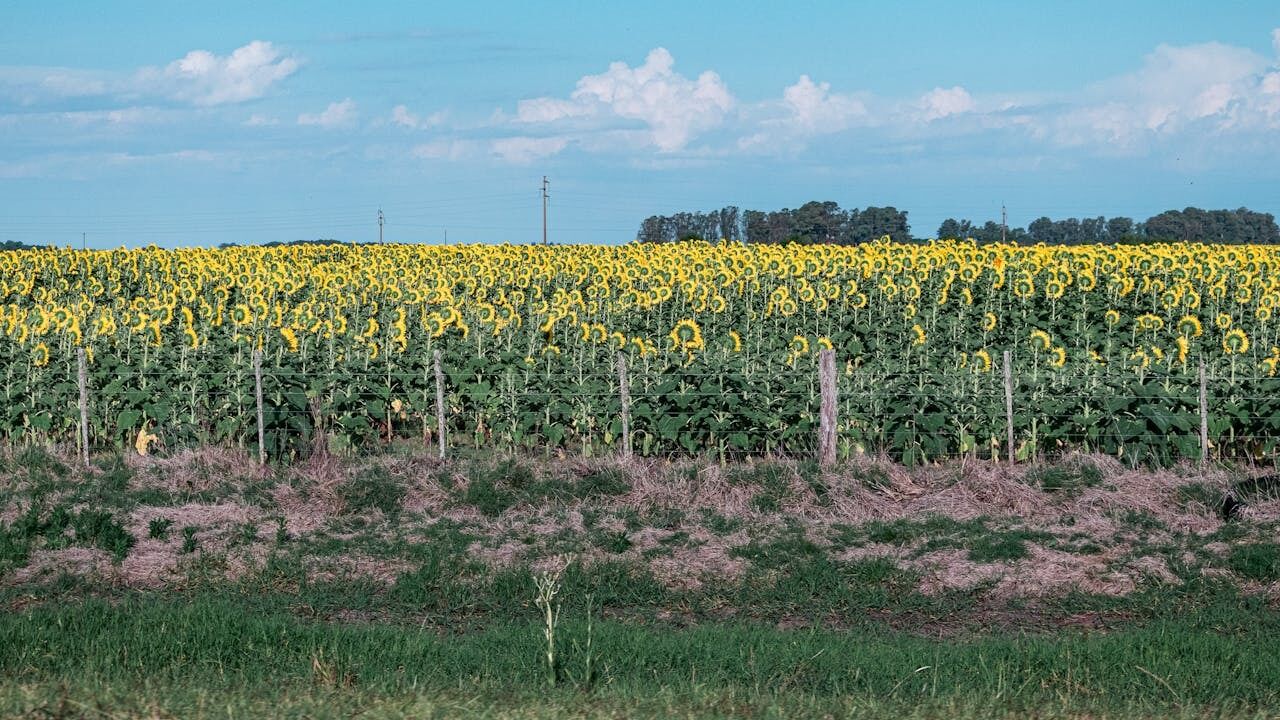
{"left": 180, "top": 527, "right": 198, "bottom": 554}
{"left": 533, "top": 560, "right": 567, "bottom": 686}
{"left": 148, "top": 518, "right": 173, "bottom": 540}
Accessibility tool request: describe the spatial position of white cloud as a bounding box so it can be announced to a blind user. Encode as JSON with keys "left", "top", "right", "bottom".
{"left": 244, "top": 113, "right": 278, "bottom": 127}
{"left": 919, "top": 86, "right": 975, "bottom": 121}
{"left": 490, "top": 136, "right": 569, "bottom": 164}
{"left": 390, "top": 104, "right": 446, "bottom": 129}
{"left": 138, "top": 41, "right": 299, "bottom": 106}
{"left": 1273, "top": 28, "right": 1280, "bottom": 57}
{"left": 411, "top": 139, "right": 478, "bottom": 161}
{"left": 298, "top": 98, "right": 357, "bottom": 128}
{"left": 1037, "top": 39, "right": 1280, "bottom": 148}
{"left": 511, "top": 47, "right": 733, "bottom": 152}
{"left": 779, "top": 75, "right": 867, "bottom": 132}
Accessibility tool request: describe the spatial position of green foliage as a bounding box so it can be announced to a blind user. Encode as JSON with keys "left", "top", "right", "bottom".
{"left": 69, "top": 510, "right": 134, "bottom": 560}
{"left": 180, "top": 527, "right": 198, "bottom": 554}
{"left": 0, "top": 503, "right": 133, "bottom": 562}
{"left": 1227, "top": 543, "right": 1280, "bottom": 582}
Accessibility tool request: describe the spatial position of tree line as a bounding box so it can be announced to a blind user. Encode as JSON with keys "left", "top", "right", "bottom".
{"left": 638, "top": 204, "right": 1279, "bottom": 245}
{"left": 637, "top": 202, "right": 912, "bottom": 244}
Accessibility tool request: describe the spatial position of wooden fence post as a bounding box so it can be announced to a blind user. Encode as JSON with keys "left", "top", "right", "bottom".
{"left": 434, "top": 349, "right": 447, "bottom": 460}
{"left": 1003, "top": 350, "right": 1014, "bottom": 464}
{"left": 818, "top": 349, "right": 837, "bottom": 468}
{"left": 1199, "top": 358, "right": 1209, "bottom": 466}
{"left": 617, "top": 352, "right": 631, "bottom": 459}
{"left": 76, "top": 347, "right": 89, "bottom": 469}
{"left": 253, "top": 349, "right": 265, "bottom": 466}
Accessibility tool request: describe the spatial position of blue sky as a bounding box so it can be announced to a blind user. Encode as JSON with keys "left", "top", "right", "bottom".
{"left": 1, "top": 0, "right": 1278, "bottom": 247}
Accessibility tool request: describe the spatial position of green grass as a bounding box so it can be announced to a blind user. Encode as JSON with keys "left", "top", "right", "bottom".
{"left": 1025, "top": 461, "right": 1103, "bottom": 495}
{"left": 1228, "top": 542, "right": 1280, "bottom": 582}
{"left": 339, "top": 465, "right": 407, "bottom": 516}
{"left": 0, "top": 593, "right": 1278, "bottom": 719}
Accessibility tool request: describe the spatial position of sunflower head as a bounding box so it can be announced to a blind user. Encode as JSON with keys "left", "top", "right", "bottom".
{"left": 31, "top": 342, "right": 50, "bottom": 367}
{"left": 669, "top": 319, "right": 704, "bottom": 351}
{"left": 974, "top": 348, "right": 993, "bottom": 373}
{"left": 1029, "top": 329, "right": 1052, "bottom": 351}
{"left": 1223, "top": 328, "right": 1249, "bottom": 355}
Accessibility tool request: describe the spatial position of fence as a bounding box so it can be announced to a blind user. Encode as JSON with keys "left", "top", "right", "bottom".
{"left": 22, "top": 345, "right": 1280, "bottom": 469}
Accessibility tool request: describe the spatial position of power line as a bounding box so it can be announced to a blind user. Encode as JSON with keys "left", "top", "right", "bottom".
{"left": 541, "top": 175, "right": 550, "bottom": 245}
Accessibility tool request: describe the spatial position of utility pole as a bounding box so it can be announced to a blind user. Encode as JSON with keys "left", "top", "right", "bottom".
{"left": 81, "top": 232, "right": 86, "bottom": 251}
{"left": 541, "top": 176, "right": 550, "bottom": 245}
{"left": 377, "top": 208, "right": 385, "bottom": 244}
{"left": 1001, "top": 204, "right": 1007, "bottom": 243}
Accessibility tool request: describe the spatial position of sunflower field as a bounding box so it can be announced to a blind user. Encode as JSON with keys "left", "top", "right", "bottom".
{"left": 3, "top": 239, "right": 1280, "bottom": 464}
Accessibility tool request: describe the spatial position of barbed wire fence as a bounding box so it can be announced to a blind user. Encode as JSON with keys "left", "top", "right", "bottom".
{"left": 41, "top": 345, "right": 1280, "bottom": 470}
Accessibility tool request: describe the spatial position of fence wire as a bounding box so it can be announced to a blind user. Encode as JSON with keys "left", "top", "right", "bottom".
{"left": 8, "top": 349, "right": 1280, "bottom": 467}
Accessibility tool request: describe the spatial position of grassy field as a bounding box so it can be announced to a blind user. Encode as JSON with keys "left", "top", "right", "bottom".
{"left": 2, "top": 445, "right": 1280, "bottom": 718}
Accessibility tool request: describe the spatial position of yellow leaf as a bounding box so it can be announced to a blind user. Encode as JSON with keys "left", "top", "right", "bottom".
{"left": 135, "top": 425, "right": 157, "bottom": 456}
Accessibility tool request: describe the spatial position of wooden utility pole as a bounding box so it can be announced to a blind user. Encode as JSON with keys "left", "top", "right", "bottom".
{"left": 541, "top": 176, "right": 550, "bottom": 245}
{"left": 1003, "top": 350, "right": 1014, "bottom": 464}
{"left": 617, "top": 352, "right": 631, "bottom": 459}
{"left": 253, "top": 349, "right": 265, "bottom": 465}
{"left": 1199, "top": 359, "right": 1209, "bottom": 466}
{"left": 434, "top": 349, "right": 447, "bottom": 460}
{"left": 818, "top": 349, "right": 837, "bottom": 467}
{"left": 76, "top": 348, "right": 89, "bottom": 468}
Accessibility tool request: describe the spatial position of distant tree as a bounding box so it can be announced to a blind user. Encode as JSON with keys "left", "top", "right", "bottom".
{"left": 792, "top": 201, "right": 844, "bottom": 244}
{"left": 718, "top": 206, "right": 741, "bottom": 242}
{"left": 743, "top": 210, "right": 769, "bottom": 243}
{"left": 637, "top": 216, "right": 668, "bottom": 243}
{"left": 1106, "top": 216, "right": 1135, "bottom": 240}
{"left": 1142, "top": 207, "right": 1280, "bottom": 243}
{"left": 937, "top": 218, "right": 974, "bottom": 240}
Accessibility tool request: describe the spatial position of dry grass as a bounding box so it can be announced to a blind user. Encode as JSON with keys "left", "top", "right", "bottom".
{"left": 4, "top": 446, "right": 1277, "bottom": 601}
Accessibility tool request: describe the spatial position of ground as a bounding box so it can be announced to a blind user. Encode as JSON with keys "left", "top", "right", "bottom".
{"left": 2, "top": 445, "right": 1279, "bottom": 718}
